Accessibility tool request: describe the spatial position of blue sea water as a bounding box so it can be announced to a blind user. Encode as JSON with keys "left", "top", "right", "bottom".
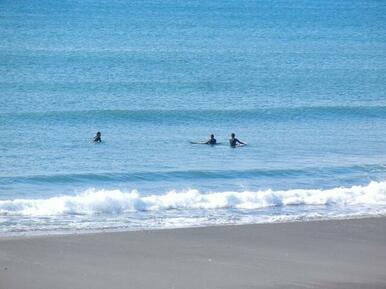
{"left": 1, "top": 0, "right": 386, "bottom": 234}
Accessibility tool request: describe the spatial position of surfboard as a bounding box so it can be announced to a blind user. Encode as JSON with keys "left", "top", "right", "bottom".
{"left": 189, "top": 141, "right": 222, "bottom": 145}
{"left": 230, "top": 143, "right": 247, "bottom": 148}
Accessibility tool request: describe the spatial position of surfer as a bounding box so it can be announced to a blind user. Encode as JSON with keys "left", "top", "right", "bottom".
{"left": 229, "top": 133, "right": 245, "bottom": 147}
{"left": 205, "top": 134, "right": 217, "bottom": 145}
{"left": 93, "top": 131, "right": 102, "bottom": 143}
{"left": 190, "top": 134, "right": 217, "bottom": 145}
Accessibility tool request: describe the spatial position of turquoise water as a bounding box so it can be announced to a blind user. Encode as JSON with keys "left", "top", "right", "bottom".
{"left": 1, "top": 0, "right": 386, "bottom": 234}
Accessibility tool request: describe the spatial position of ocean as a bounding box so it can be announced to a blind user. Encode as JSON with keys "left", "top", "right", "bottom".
{"left": 1, "top": 0, "right": 386, "bottom": 235}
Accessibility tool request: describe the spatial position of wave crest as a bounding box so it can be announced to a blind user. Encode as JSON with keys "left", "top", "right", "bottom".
{"left": 1, "top": 181, "right": 386, "bottom": 216}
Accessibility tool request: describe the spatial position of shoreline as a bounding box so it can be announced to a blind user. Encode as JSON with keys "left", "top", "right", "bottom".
{"left": 1, "top": 214, "right": 385, "bottom": 240}
{"left": 0, "top": 214, "right": 386, "bottom": 241}
{"left": 1, "top": 217, "right": 385, "bottom": 289}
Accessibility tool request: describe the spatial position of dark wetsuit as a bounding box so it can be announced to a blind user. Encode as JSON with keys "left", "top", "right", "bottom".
{"left": 206, "top": 138, "right": 217, "bottom": 145}
{"left": 94, "top": 135, "right": 102, "bottom": 143}
{"left": 229, "top": 138, "right": 242, "bottom": 147}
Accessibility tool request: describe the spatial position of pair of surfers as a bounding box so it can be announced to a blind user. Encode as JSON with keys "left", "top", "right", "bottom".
{"left": 194, "top": 133, "right": 246, "bottom": 148}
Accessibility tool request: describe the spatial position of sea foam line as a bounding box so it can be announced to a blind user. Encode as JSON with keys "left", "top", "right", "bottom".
{"left": 1, "top": 181, "right": 386, "bottom": 216}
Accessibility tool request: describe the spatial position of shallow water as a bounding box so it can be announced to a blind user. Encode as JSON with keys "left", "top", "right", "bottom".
{"left": 1, "top": 0, "right": 386, "bottom": 234}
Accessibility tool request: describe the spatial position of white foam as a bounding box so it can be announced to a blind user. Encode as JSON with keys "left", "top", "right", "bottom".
{"left": 1, "top": 181, "right": 386, "bottom": 216}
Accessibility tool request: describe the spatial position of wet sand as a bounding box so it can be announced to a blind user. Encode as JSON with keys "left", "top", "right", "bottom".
{"left": 1, "top": 217, "right": 386, "bottom": 289}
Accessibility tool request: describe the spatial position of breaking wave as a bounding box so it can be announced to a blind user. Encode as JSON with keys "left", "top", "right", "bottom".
{"left": 1, "top": 181, "right": 386, "bottom": 216}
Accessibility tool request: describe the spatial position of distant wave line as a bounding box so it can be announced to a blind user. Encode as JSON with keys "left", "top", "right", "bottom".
{"left": 2, "top": 106, "right": 386, "bottom": 122}
{"left": 1, "top": 164, "right": 385, "bottom": 185}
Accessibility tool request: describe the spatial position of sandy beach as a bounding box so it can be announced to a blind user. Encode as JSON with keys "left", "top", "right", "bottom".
{"left": 0, "top": 217, "right": 385, "bottom": 289}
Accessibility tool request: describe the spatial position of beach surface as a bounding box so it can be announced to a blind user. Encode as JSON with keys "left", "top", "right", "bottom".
{"left": 1, "top": 217, "right": 385, "bottom": 289}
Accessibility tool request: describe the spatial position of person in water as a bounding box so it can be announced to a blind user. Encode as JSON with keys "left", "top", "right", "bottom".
{"left": 94, "top": 131, "right": 102, "bottom": 143}
{"left": 229, "top": 133, "right": 245, "bottom": 147}
{"left": 205, "top": 134, "right": 217, "bottom": 145}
